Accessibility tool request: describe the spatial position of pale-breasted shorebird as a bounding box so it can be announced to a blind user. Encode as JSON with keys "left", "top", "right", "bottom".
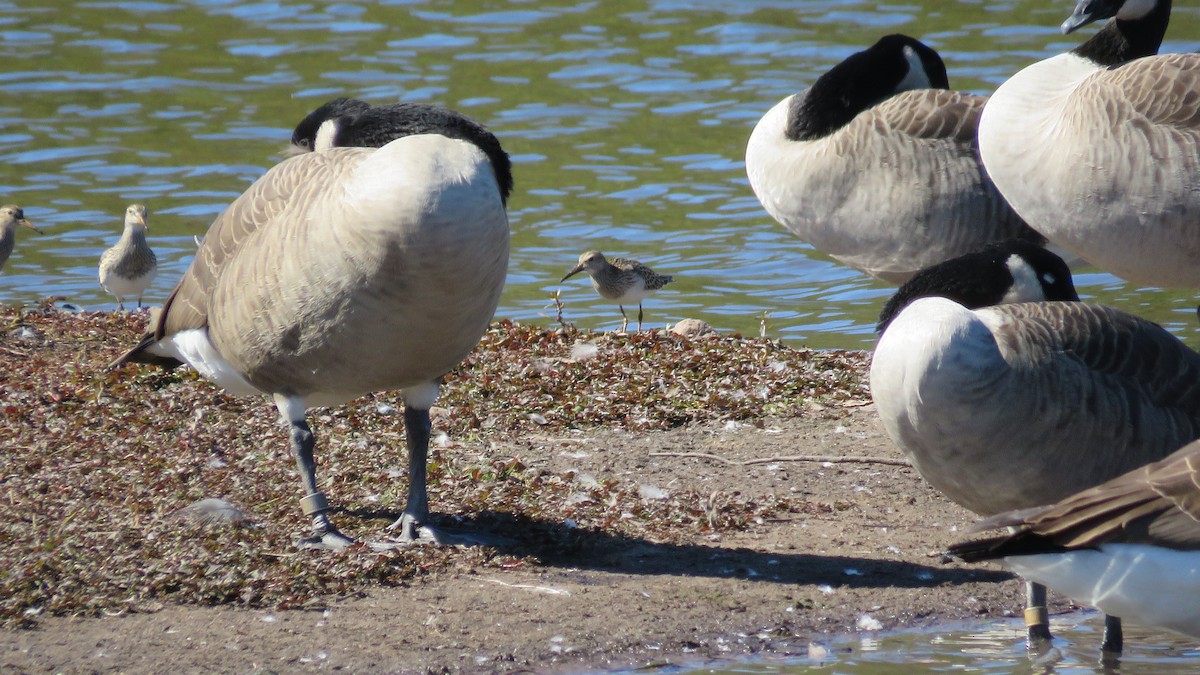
{"left": 0, "top": 205, "right": 41, "bottom": 272}
{"left": 561, "top": 250, "right": 673, "bottom": 332}
{"left": 111, "top": 98, "right": 512, "bottom": 550}
{"left": 99, "top": 204, "right": 157, "bottom": 310}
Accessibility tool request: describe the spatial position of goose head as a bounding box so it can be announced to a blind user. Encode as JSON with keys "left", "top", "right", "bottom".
{"left": 786, "top": 34, "right": 949, "bottom": 142}
{"left": 876, "top": 240, "right": 1079, "bottom": 333}
{"left": 1062, "top": 0, "right": 1164, "bottom": 34}
{"left": 287, "top": 97, "right": 514, "bottom": 205}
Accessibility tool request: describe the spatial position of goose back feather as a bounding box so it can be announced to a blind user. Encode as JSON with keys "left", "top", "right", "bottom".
{"left": 746, "top": 35, "right": 1041, "bottom": 283}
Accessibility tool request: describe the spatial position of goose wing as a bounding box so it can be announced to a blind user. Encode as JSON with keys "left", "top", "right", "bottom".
{"left": 954, "top": 440, "right": 1200, "bottom": 558}
{"left": 156, "top": 151, "right": 362, "bottom": 339}
{"left": 872, "top": 88, "right": 983, "bottom": 144}
{"left": 1092, "top": 53, "right": 1200, "bottom": 130}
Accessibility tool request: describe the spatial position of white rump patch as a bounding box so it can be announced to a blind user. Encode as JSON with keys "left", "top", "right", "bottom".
{"left": 156, "top": 328, "right": 261, "bottom": 397}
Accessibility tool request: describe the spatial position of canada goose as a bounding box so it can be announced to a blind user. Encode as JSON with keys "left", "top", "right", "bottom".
{"left": 745, "top": 34, "right": 1044, "bottom": 284}
{"left": 950, "top": 438, "right": 1200, "bottom": 641}
{"left": 876, "top": 239, "right": 1079, "bottom": 333}
{"left": 871, "top": 255, "right": 1200, "bottom": 651}
{"left": 977, "top": 0, "right": 1198, "bottom": 288}
{"left": 98, "top": 204, "right": 157, "bottom": 310}
{"left": 0, "top": 205, "right": 41, "bottom": 272}
{"left": 560, "top": 250, "right": 673, "bottom": 332}
{"left": 110, "top": 98, "right": 512, "bottom": 549}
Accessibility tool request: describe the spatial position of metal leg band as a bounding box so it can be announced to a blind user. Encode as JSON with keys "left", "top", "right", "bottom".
{"left": 1024, "top": 606, "right": 1049, "bottom": 629}
{"left": 300, "top": 492, "right": 331, "bottom": 516}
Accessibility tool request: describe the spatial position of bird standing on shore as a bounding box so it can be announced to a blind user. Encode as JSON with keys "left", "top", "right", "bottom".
{"left": 561, "top": 250, "right": 673, "bottom": 332}
{"left": 110, "top": 98, "right": 512, "bottom": 549}
{"left": 0, "top": 205, "right": 41, "bottom": 272}
{"left": 99, "top": 204, "right": 157, "bottom": 310}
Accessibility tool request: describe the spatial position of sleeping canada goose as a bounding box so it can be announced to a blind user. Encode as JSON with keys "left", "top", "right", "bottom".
{"left": 876, "top": 239, "right": 1079, "bottom": 333}
{"left": 871, "top": 253, "right": 1200, "bottom": 651}
{"left": 745, "top": 34, "right": 1044, "bottom": 284}
{"left": 977, "top": 0, "right": 1199, "bottom": 288}
{"left": 950, "top": 437, "right": 1200, "bottom": 642}
{"left": 98, "top": 204, "right": 157, "bottom": 310}
{"left": 0, "top": 205, "right": 41, "bottom": 272}
{"left": 110, "top": 98, "right": 512, "bottom": 549}
{"left": 560, "top": 250, "right": 673, "bottom": 332}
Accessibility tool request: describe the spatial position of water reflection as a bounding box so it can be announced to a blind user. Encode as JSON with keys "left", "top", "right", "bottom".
{"left": 1, "top": 1, "right": 1199, "bottom": 350}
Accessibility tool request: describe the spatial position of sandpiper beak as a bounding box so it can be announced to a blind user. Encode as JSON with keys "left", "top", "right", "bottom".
{"left": 20, "top": 218, "right": 42, "bottom": 234}
{"left": 560, "top": 264, "right": 585, "bottom": 283}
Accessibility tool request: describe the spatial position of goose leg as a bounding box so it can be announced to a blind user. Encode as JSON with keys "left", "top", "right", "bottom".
{"left": 388, "top": 403, "right": 432, "bottom": 542}
{"left": 289, "top": 418, "right": 354, "bottom": 550}
{"left": 382, "top": 395, "right": 511, "bottom": 548}
{"left": 1025, "top": 581, "right": 1053, "bottom": 645}
{"left": 1101, "top": 615, "right": 1123, "bottom": 655}
{"left": 274, "top": 395, "right": 354, "bottom": 550}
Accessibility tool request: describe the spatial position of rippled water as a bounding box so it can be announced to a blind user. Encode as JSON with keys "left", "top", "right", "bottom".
{"left": 686, "top": 612, "right": 1200, "bottom": 674}
{"left": 3, "top": 1, "right": 1200, "bottom": 349}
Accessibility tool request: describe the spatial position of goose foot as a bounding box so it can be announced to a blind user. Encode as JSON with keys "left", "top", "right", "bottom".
{"left": 375, "top": 516, "right": 512, "bottom": 548}
{"left": 297, "top": 527, "right": 356, "bottom": 551}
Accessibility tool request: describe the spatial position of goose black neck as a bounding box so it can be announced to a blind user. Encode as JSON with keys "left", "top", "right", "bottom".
{"left": 785, "top": 35, "right": 948, "bottom": 142}
{"left": 343, "top": 104, "right": 514, "bottom": 206}
{"left": 1073, "top": 1, "right": 1170, "bottom": 66}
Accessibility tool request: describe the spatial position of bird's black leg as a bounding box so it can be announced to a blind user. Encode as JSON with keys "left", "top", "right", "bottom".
{"left": 289, "top": 418, "right": 354, "bottom": 550}
{"left": 1101, "top": 615, "right": 1123, "bottom": 655}
{"left": 388, "top": 404, "right": 432, "bottom": 541}
{"left": 637, "top": 303, "right": 644, "bottom": 331}
{"left": 1025, "top": 581, "right": 1053, "bottom": 647}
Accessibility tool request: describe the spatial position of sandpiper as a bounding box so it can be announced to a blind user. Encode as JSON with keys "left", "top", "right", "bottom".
{"left": 0, "top": 205, "right": 41, "bottom": 272}
{"left": 561, "top": 250, "right": 673, "bottom": 331}
{"left": 99, "top": 204, "right": 157, "bottom": 310}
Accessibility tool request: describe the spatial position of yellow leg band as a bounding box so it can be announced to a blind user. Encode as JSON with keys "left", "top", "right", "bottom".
{"left": 1025, "top": 606, "right": 1049, "bottom": 629}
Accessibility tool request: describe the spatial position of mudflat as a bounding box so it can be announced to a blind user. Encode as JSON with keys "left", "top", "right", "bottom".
{"left": 0, "top": 305, "right": 1056, "bottom": 673}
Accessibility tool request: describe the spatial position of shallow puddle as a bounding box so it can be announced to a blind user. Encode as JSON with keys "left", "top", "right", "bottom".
{"left": 687, "top": 612, "right": 1200, "bottom": 674}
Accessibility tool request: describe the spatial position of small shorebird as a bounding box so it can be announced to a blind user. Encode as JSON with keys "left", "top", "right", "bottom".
{"left": 561, "top": 250, "right": 673, "bottom": 331}
{"left": 99, "top": 204, "right": 157, "bottom": 310}
{"left": 110, "top": 98, "right": 512, "bottom": 549}
{"left": 0, "top": 205, "right": 41, "bottom": 272}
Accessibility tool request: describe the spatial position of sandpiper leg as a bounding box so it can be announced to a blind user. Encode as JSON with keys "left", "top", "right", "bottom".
{"left": 618, "top": 305, "right": 629, "bottom": 332}
{"left": 1101, "top": 614, "right": 1123, "bottom": 655}
{"left": 1025, "top": 580, "right": 1052, "bottom": 645}
{"left": 637, "top": 303, "right": 644, "bottom": 331}
{"left": 289, "top": 418, "right": 354, "bottom": 549}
